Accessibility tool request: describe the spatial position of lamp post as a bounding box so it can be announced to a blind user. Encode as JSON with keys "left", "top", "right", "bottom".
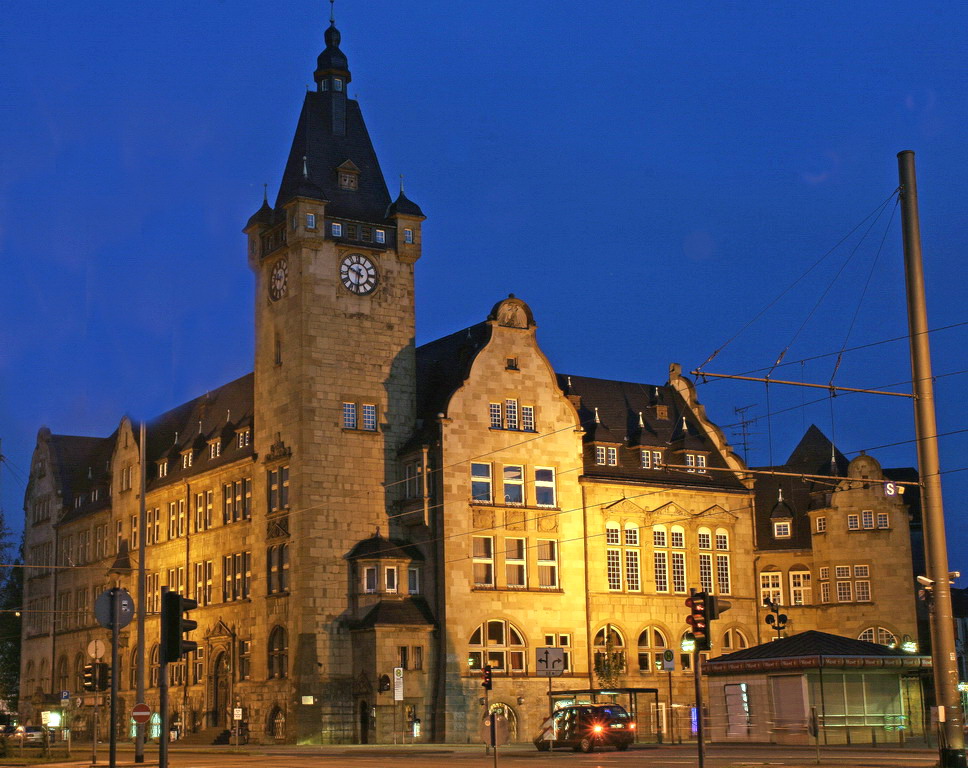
{"left": 763, "top": 598, "right": 787, "bottom": 641}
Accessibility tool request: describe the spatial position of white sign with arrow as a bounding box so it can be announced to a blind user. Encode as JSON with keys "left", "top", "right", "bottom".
{"left": 535, "top": 647, "right": 564, "bottom": 677}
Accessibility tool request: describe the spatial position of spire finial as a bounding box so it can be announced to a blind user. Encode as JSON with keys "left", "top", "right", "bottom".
{"left": 302, "top": 155, "right": 309, "bottom": 179}
{"left": 262, "top": 183, "right": 268, "bottom": 204}
{"left": 329, "top": 0, "right": 336, "bottom": 25}
{"left": 399, "top": 173, "right": 405, "bottom": 195}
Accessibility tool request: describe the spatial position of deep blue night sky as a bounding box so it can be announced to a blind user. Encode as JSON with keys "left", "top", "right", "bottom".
{"left": 2, "top": 2, "right": 966, "bottom": 571}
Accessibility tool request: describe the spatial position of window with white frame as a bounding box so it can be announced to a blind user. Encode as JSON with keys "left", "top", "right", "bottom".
{"left": 535, "top": 467, "right": 556, "bottom": 507}
{"left": 820, "top": 581, "right": 831, "bottom": 602}
{"left": 595, "top": 446, "right": 607, "bottom": 465}
{"left": 361, "top": 404, "right": 377, "bottom": 431}
{"left": 543, "top": 633, "right": 572, "bottom": 670}
{"left": 760, "top": 572, "right": 782, "bottom": 604}
{"left": 625, "top": 549, "right": 640, "bottom": 591}
{"left": 847, "top": 514, "right": 860, "bottom": 530}
{"left": 637, "top": 626, "right": 667, "bottom": 673}
{"left": 472, "top": 537, "right": 494, "bottom": 587}
{"left": 471, "top": 463, "right": 492, "bottom": 503}
{"left": 858, "top": 626, "right": 897, "bottom": 646}
{"left": 342, "top": 402, "right": 357, "bottom": 429}
{"left": 699, "top": 553, "right": 714, "bottom": 592}
{"left": 670, "top": 526, "right": 685, "bottom": 548}
{"left": 671, "top": 552, "right": 687, "bottom": 593}
{"left": 537, "top": 539, "right": 559, "bottom": 588}
{"left": 375, "top": 229, "right": 386, "bottom": 244}
{"left": 385, "top": 566, "right": 398, "bottom": 593}
{"left": 503, "top": 464, "right": 524, "bottom": 505}
{"left": 715, "top": 529, "right": 731, "bottom": 594}
{"left": 862, "top": 509, "right": 874, "bottom": 529}
{"left": 606, "top": 447, "right": 618, "bottom": 466}
{"left": 306, "top": 213, "right": 316, "bottom": 229}
{"left": 789, "top": 571, "right": 812, "bottom": 605}
{"left": 625, "top": 523, "right": 639, "bottom": 546}
{"left": 593, "top": 626, "right": 627, "bottom": 672}
{"left": 819, "top": 566, "right": 830, "bottom": 580}
{"left": 505, "top": 538, "right": 527, "bottom": 587}
{"left": 698, "top": 528, "right": 712, "bottom": 550}
{"left": 715, "top": 530, "right": 729, "bottom": 550}
{"left": 773, "top": 521, "right": 791, "bottom": 538}
{"left": 816, "top": 516, "right": 827, "bottom": 533}
{"left": 468, "top": 620, "right": 526, "bottom": 672}
{"left": 652, "top": 450, "right": 663, "bottom": 468}
{"left": 685, "top": 453, "right": 696, "bottom": 471}
{"left": 876, "top": 511, "right": 890, "bottom": 529}
{"left": 521, "top": 405, "right": 535, "bottom": 432}
{"left": 505, "top": 399, "right": 519, "bottom": 430}
{"left": 697, "top": 454, "right": 707, "bottom": 473}
{"left": 721, "top": 628, "right": 749, "bottom": 651}
{"left": 836, "top": 581, "right": 853, "bottom": 602}
{"left": 606, "top": 548, "right": 622, "bottom": 591}
{"left": 489, "top": 403, "right": 502, "bottom": 429}
{"left": 331, "top": 222, "right": 343, "bottom": 237}
{"left": 364, "top": 566, "right": 377, "bottom": 593}
{"left": 640, "top": 449, "right": 652, "bottom": 469}
{"left": 834, "top": 565, "right": 851, "bottom": 579}
{"left": 404, "top": 228, "right": 414, "bottom": 244}
{"left": 855, "top": 580, "right": 872, "bottom": 601}
{"left": 653, "top": 525, "right": 667, "bottom": 548}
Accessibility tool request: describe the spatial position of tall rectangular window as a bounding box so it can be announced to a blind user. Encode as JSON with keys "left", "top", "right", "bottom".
{"left": 847, "top": 514, "right": 860, "bottom": 530}
{"left": 489, "top": 403, "right": 502, "bottom": 429}
{"left": 537, "top": 539, "right": 558, "bottom": 588}
{"left": 876, "top": 512, "right": 890, "bottom": 529}
{"left": 855, "top": 580, "right": 871, "bottom": 601}
{"left": 503, "top": 464, "right": 524, "bottom": 505}
{"left": 652, "top": 450, "right": 663, "bottom": 467}
{"left": 268, "top": 467, "right": 289, "bottom": 512}
{"left": 697, "top": 455, "right": 707, "bottom": 473}
{"left": 606, "top": 447, "right": 618, "bottom": 466}
{"left": 686, "top": 454, "right": 696, "bottom": 472}
{"left": 535, "top": 467, "right": 556, "bottom": 507}
{"left": 361, "top": 404, "right": 377, "bottom": 431}
{"left": 364, "top": 566, "right": 377, "bottom": 593}
{"left": 505, "top": 538, "right": 526, "bottom": 587}
{"left": 471, "top": 463, "right": 492, "bottom": 503}
{"left": 760, "top": 572, "right": 782, "bottom": 604}
{"left": 820, "top": 581, "right": 831, "bottom": 603}
{"left": 641, "top": 450, "right": 651, "bottom": 469}
{"left": 595, "top": 447, "right": 606, "bottom": 465}
{"left": 168, "top": 503, "right": 178, "bottom": 539}
{"left": 816, "top": 516, "right": 827, "bottom": 533}
{"left": 606, "top": 549, "right": 622, "bottom": 591}
{"left": 654, "top": 551, "right": 669, "bottom": 592}
{"left": 671, "top": 552, "right": 687, "bottom": 593}
{"left": 408, "top": 567, "right": 420, "bottom": 594}
{"left": 862, "top": 509, "right": 874, "bottom": 529}
{"left": 505, "top": 399, "right": 519, "bottom": 430}
{"left": 699, "top": 553, "right": 714, "bottom": 592}
{"left": 472, "top": 536, "right": 494, "bottom": 586}
{"left": 836, "top": 581, "right": 853, "bottom": 602}
{"left": 790, "top": 571, "right": 812, "bottom": 605}
{"left": 375, "top": 229, "right": 386, "bottom": 244}
{"left": 521, "top": 405, "right": 535, "bottom": 432}
{"left": 404, "top": 228, "right": 414, "bottom": 244}
{"left": 716, "top": 554, "right": 731, "bottom": 594}
{"left": 404, "top": 462, "right": 421, "bottom": 499}
{"left": 385, "top": 566, "right": 397, "bottom": 593}
{"left": 342, "top": 402, "right": 357, "bottom": 429}
{"left": 625, "top": 549, "right": 640, "bottom": 591}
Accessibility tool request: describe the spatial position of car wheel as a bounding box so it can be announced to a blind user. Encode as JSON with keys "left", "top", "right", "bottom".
{"left": 615, "top": 741, "right": 629, "bottom": 751}
{"left": 579, "top": 736, "right": 594, "bottom": 753}
{"left": 536, "top": 740, "right": 551, "bottom": 751}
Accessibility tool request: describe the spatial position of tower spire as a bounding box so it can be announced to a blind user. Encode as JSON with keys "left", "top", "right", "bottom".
{"left": 330, "top": 0, "right": 335, "bottom": 25}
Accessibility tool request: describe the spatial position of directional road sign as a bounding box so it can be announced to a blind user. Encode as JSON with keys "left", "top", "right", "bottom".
{"left": 535, "top": 647, "right": 565, "bottom": 677}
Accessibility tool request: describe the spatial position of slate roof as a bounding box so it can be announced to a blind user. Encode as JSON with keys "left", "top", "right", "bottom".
{"left": 48, "top": 433, "right": 116, "bottom": 523}
{"left": 709, "top": 630, "right": 911, "bottom": 662}
{"left": 346, "top": 534, "right": 425, "bottom": 562}
{"left": 352, "top": 597, "right": 436, "bottom": 629}
{"left": 559, "top": 373, "right": 746, "bottom": 491}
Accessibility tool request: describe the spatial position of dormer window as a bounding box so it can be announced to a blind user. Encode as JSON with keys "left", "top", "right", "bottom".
{"left": 209, "top": 441, "right": 221, "bottom": 459}
{"left": 182, "top": 452, "right": 193, "bottom": 469}
{"left": 773, "top": 521, "right": 792, "bottom": 539}
{"left": 404, "top": 228, "right": 414, "bottom": 244}
{"left": 375, "top": 229, "right": 386, "bottom": 244}
{"left": 306, "top": 213, "right": 316, "bottom": 229}
{"left": 237, "top": 429, "right": 251, "bottom": 449}
{"left": 333, "top": 78, "right": 343, "bottom": 92}
{"left": 338, "top": 172, "right": 358, "bottom": 191}
{"left": 331, "top": 222, "right": 342, "bottom": 237}
{"left": 158, "top": 460, "right": 168, "bottom": 478}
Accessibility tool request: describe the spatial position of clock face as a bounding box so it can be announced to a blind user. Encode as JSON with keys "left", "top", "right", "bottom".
{"left": 268, "top": 258, "right": 288, "bottom": 301}
{"left": 340, "top": 253, "right": 378, "bottom": 295}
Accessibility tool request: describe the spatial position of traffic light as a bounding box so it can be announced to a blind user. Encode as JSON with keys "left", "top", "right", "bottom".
{"left": 82, "top": 663, "right": 97, "bottom": 691}
{"left": 161, "top": 590, "right": 198, "bottom": 663}
{"left": 481, "top": 664, "right": 493, "bottom": 690}
{"left": 96, "top": 662, "right": 111, "bottom": 692}
{"left": 685, "top": 591, "right": 710, "bottom": 651}
{"left": 709, "top": 595, "right": 732, "bottom": 620}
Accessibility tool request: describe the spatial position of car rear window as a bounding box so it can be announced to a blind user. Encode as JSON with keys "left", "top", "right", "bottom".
{"left": 597, "top": 706, "right": 630, "bottom": 720}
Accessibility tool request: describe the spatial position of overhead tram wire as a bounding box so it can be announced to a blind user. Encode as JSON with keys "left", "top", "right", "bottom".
{"left": 696, "top": 188, "right": 900, "bottom": 375}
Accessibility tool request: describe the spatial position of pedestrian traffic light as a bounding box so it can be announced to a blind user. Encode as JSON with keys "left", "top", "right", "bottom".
{"left": 96, "top": 662, "right": 111, "bottom": 692}
{"left": 161, "top": 590, "right": 198, "bottom": 663}
{"left": 481, "top": 664, "right": 493, "bottom": 690}
{"left": 685, "top": 591, "right": 710, "bottom": 650}
{"left": 82, "top": 663, "right": 97, "bottom": 691}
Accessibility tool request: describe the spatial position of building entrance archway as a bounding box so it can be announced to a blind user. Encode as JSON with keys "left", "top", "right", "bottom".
{"left": 212, "top": 651, "right": 229, "bottom": 728}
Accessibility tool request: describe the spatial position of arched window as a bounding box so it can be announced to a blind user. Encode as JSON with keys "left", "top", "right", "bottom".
{"left": 637, "top": 626, "right": 667, "bottom": 672}
{"left": 150, "top": 644, "right": 160, "bottom": 687}
{"left": 593, "top": 625, "right": 626, "bottom": 672}
{"left": 56, "top": 655, "right": 69, "bottom": 692}
{"left": 269, "top": 626, "right": 288, "bottom": 678}
{"left": 859, "top": 626, "right": 897, "bottom": 646}
{"left": 721, "top": 628, "right": 749, "bottom": 651}
{"left": 39, "top": 658, "right": 49, "bottom": 691}
{"left": 605, "top": 522, "right": 621, "bottom": 545}
{"left": 74, "top": 653, "right": 86, "bottom": 693}
{"left": 268, "top": 707, "right": 286, "bottom": 739}
{"left": 715, "top": 528, "right": 730, "bottom": 551}
{"left": 670, "top": 525, "right": 686, "bottom": 549}
{"left": 697, "top": 527, "right": 712, "bottom": 550}
{"left": 25, "top": 661, "right": 35, "bottom": 694}
{"left": 130, "top": 650, "right": 139, "bottom": 690}
{"left": 468, "top": 619, "right": 526, "bottom": 672}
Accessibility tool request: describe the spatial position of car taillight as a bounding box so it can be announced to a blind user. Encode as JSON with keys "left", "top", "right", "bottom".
{"left": 629, "top": 722, "right": 636, "bottom": 730}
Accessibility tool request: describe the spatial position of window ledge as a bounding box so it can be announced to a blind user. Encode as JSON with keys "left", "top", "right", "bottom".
{"left": 472, "top": 585, "right": 563, "bottom": 594}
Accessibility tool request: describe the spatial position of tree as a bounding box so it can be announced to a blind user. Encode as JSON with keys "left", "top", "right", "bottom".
{"left": 593, "top": 625, "right": 625, "bottom": 689}
{"left": 0, "top": 529, "right": 22, "bottom": 713}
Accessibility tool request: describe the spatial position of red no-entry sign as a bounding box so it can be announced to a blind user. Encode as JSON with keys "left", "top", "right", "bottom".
{"left": 132, "top": 703, "right": 151, "bottom": 724}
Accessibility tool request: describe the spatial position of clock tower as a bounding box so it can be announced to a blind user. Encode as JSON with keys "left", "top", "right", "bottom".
{"left": 243, "top": 17, "right": 425, "bottom": 737}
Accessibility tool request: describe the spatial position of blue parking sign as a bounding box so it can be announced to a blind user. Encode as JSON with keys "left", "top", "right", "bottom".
{"left": 60, "top": 690, "right": 69, "bottom": 700}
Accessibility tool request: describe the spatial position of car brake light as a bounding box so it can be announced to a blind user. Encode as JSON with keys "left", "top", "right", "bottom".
{"left": 629, "top": 722, "right": 636, "bottom": 730}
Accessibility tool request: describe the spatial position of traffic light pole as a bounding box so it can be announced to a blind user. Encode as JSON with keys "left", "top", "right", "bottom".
{"left": 693, "top": 647, "right": 704, "bottom": 768}
{"left": 159, "top": 587, "right": 170, "bottom": 768}
{"left": 109, "top": 588, "right": 120, "bottom": 768}
{"left": 898, "top": 150, "right": 966, "bottom": 768}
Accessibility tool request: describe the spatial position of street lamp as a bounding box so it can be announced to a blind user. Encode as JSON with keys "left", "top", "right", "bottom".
{"left": 763, "top": 598, "right": 787, "bottom": 640}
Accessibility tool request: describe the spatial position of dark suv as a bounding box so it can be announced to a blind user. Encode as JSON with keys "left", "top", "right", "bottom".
{"left": 533, "top": 704, "right": 635, "bottom": 752}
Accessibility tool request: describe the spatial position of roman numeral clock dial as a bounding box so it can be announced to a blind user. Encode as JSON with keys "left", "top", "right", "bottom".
{"left": 339, "top": 253, "right": 378, "bottom": 295}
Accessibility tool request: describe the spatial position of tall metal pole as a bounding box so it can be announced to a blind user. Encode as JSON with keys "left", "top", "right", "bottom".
{"left": 159, "top": 586, "right": 169, "bottom": 768}
{"left": 109, "top": 588, "right": 120, "bottom": 768}
{"left": 897, "top": 150, "right": 966, "bottom": 768}
{"left": 693, "top": 648, "right": 704, "bottom": 768}
{"left": 135, "top": 422, "right": 147, "bottom": 762}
